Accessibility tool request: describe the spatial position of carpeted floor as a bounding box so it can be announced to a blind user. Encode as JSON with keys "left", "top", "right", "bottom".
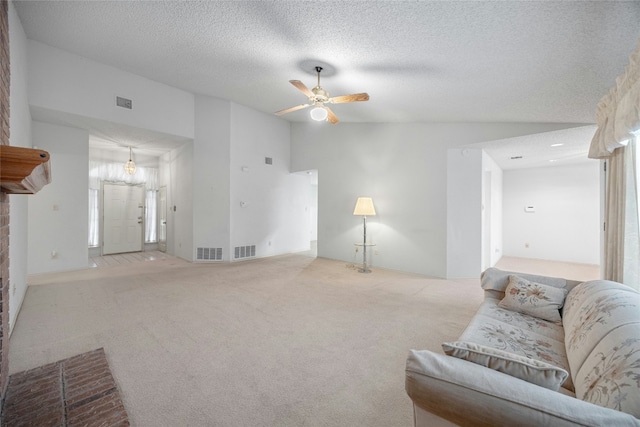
{"left": 10, "top": 253, "right": 600, "bottom": 426}
{"left": 10, "top": 254, "right": 482, "bottom": 426}
{"left": 494, "top": 256, "right": 599, "bottom": 282}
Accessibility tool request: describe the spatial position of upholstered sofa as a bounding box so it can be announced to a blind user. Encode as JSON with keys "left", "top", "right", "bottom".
{"left": 405, "top": 268, "right": 640, "bottom": 426}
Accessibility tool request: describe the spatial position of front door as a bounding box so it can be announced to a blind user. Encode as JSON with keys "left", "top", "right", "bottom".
{"left": 103, "top": 183, "right": 144, "bottom": 255}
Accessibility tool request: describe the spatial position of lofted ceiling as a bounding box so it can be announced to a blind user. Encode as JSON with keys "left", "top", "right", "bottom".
{"left": 12, "top": 1, "right": 640, "bottom": 163}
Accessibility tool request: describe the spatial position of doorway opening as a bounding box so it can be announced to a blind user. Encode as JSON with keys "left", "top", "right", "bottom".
{"left": 293, "top": 169, "right": 318, "bottom": 258}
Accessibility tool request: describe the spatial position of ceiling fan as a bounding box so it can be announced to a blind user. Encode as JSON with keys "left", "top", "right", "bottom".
{"left": 275, "top": 66, "right": 369, "bottom": 124}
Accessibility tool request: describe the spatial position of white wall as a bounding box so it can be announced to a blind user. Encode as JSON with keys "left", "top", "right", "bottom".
{"left": 482, "top": 151, "right": 503, "bottom": 268}
{"left": 24, "top": 39, "right": 198, "bottom": 265}
{"left": 191, "top": 95, "right": 231, "bottom": 260}
{"left": 23, "top": 40, "right": 310, "bottom": 267}
{"left": 188, "top": 97, "right": 310, "bottom": 262}
{"left": 291, "top": 122, "right": 574, "bottom": 278}
{"left": 292, "top": 123, "right": 449, "bottom": 277}
{"left": 230, "top": 103, "right": 310, "bottom": 258}
{"left": 166, "top": 142, "right": 194, "bottom": 260}
{"left": 27, "top": 40, "right": 194, "bottom": 140}
{"left": 503, "top": 162, "right": 600, "bottom": 264}
{"left": 447, "top": 148, "right": 483, "bottom": 278}
{"left": 28, "top": 122, "right": 89, "bottom": 274}
{"left": 8, "top": 1, "right": 32, "bottom": 331}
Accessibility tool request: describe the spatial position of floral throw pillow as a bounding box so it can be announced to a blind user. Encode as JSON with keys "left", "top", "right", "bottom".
{"left": 498, "top": 275, "right": 567, "bottom": 325}
{"left": 442, "top": 341, "right": 569, "bottom": 391}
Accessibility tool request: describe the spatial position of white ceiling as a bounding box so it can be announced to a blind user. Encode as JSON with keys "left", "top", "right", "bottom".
{"left": 13, "top": 1, "right": 640, "bottom": 164}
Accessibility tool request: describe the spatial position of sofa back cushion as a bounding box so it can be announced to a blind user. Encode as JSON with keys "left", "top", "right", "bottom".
{"left": 563, "top": 280, "right": 640, "bottom": 417}
{"left": 575, "top": 324, "right": 640, "bottom": 417}
{"left": 480, "top": 268, "right": 575, "bottom": 301}
{"left": 481, "top": 268, "right": 567, "bottom": 292}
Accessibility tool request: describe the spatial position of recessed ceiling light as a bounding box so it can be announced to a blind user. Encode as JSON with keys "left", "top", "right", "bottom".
{"left": 549, "top": 159, "right": 558, "bottom": 162}
{"left": 550, "top": 143, "right": 564, "bottom": 147}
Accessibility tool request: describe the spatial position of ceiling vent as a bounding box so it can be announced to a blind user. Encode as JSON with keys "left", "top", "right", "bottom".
{"left": 265, "top": 157, "right": 273, "bottom": 165}
{"left": 116, "top": 96, "right": 132, "bottom": 109}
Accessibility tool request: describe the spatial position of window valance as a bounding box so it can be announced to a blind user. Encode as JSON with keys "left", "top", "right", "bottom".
{"left": 589, "top": 40, "right": 640, "bottom": 158}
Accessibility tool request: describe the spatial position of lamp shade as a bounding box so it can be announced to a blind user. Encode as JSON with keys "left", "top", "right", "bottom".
{"left": 353, "top": 197, "right": 376, "bottom": 216}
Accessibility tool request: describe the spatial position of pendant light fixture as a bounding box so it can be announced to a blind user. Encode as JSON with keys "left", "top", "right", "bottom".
{"left": 124, "top": 146, "right": 136, "bottom": 175}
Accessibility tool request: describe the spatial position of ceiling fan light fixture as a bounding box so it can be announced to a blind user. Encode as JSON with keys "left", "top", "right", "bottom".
{"left": 310, "top": 106, "right": 328, "bottom": 121}
{"left": 275, "top": 64, "right": 369, "bottom": 125}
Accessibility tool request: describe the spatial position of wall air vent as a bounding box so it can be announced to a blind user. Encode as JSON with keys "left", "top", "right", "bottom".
{"left": 196, "top": 247, "right": 223, "bottom": 261}
{"left": 234, "top": 245, "right": 256, "bottom": 260}
{"left": 116, "top": 96, "right": 133, "bottom": 109}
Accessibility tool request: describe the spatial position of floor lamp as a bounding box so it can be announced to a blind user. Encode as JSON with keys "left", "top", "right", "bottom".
{"left": 353, "top": 197, "right": 376, "bottom": 273}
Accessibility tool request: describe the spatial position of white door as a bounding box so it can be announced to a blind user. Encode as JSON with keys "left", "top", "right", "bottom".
{"left": 103, "top": 183, "right": 144, "bottom": 255}
{"left": 158, "top": 186, "right": 167, "bottom": 252}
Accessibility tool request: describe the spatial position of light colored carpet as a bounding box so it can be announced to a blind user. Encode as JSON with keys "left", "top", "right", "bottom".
{"left": 10, "top": 255, "right": 481, "bottom": 426}
{"left": 495, "top": 256, "right": 600, "bottom": 282}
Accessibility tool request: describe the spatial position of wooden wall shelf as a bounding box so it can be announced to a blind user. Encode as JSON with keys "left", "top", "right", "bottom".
{"left": 0, "top": 146, "right": 51, "bottom": 194}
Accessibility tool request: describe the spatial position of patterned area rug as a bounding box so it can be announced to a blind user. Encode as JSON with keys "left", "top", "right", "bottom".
{"left": 2, "top": 348, "right": 129, "bottom": 426}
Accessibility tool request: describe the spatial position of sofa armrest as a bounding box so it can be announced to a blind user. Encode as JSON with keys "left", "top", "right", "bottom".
{"left": 406, "top": 350, "right": 640, "bottom": 427}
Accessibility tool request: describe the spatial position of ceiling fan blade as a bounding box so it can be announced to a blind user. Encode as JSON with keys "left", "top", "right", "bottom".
{"left": 289, "top": 80, "right": 314, "bottom": 98}
{"left": 275, "top": 103, "right": 310, "bottom": 116}
{"left": 325, "top": 107, "right": 339, "bottom": 124}
{"left": 330, "top": 93, "right": 370, "bottom": 103}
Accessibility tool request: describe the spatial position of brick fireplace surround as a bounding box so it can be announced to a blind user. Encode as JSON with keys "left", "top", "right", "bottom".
{"left": 1, "top": 0, "right": 12, "bottom": 403}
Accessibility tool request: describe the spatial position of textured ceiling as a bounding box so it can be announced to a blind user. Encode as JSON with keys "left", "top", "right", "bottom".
{"left": 12, "top": 1, "right": 640, "bottom": 164}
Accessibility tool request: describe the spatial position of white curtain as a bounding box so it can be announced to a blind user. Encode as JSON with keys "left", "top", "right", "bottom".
{"left": 622, "top": 138, "right": 639, "bottom": 287}
{"left": 589, "top": 40, "right": 640, "bottom": 290}
{"left": 145, "top": 190, "right": 157, "bottom": 243}
{"left": 89, "top": 161, "right": 159, "bottom": 191}
{"left": 88, "top": 189, "right": 99, "bottom": 247}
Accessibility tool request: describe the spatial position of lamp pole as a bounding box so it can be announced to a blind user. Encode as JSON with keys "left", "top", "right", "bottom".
{"left": 360, "top": 215, "right": 370, "bottom": 273}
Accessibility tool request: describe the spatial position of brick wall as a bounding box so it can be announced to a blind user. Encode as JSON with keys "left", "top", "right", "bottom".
{"left": 0, "top": 0, "right": 11, "bottom": 403}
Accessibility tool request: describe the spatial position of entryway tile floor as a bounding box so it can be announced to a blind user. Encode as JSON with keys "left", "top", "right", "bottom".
{"left": 89, "top": 250, "right": 173, "bottom": 268}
